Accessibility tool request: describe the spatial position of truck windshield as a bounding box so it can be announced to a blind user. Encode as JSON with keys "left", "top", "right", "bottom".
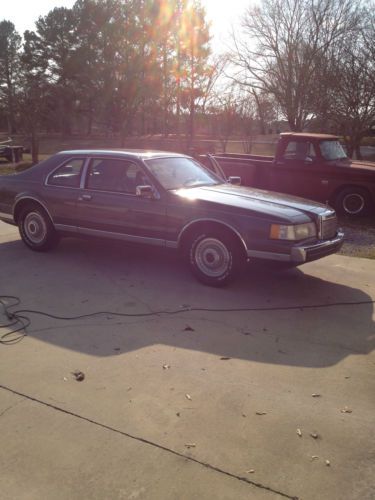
{"left": 320, "top": 140, "right": 347, "bottom": 160}
{"left": 145, "top": 157, "right": 221, "bottom": 190}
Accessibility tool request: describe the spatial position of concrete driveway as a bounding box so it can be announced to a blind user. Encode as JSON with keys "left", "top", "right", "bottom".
{"left": 0, "top": 221, "right": 374, "bottom": 500}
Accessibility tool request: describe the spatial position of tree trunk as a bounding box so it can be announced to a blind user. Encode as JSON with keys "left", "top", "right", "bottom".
{"left": 31, "top": 130, "right": 39, "bottom": 164}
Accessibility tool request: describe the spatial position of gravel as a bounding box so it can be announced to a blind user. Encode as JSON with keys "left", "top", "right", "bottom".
{"left": 339, "top": 217, "right": 375, "bottom": 259}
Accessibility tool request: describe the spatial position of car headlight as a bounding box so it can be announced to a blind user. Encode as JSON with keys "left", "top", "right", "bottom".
{"left": 270, "top": 222, "right": 316, "bottom": 241}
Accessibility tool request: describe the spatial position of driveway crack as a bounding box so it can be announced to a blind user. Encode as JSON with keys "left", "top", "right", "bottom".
{"left": 0, "top": 383, "right": 298, "bottom": 499}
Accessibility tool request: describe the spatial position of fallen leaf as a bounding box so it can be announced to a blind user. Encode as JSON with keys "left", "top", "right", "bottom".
{"left": 176, "top": 412, "right": 180, "bottom": 417}
{"left": 311, "top": 456, "right": 319, "bottom": 460}
{"left": 163, "top": 364, "right": 170, "bottom": 370}
{"left": 255, "top": 411, "right": 267, "bottom": 415}
{"left": 185, "top": 443, "right": 196, "bottom": 448}
{"left": 185, "top": 394, "right": 192, "bottom": 400}
{"left": 242, "top": 413, "right": 247, "bottom": 418}
{"left": 340, "top": 407, "right": 353, "bottom": 413}
{"left": 312, "top": 393, "right": 321, "bottom": 397}
{"left": 246, "top": 469, "right": 255, "bottom": 474}
{"left": 297, "top": 428, "right": 302, "bottom": 437}
{"left": 220, "top": 357, "right": 231, "bottom": 360}
{"left": 183, "top": 325, "right": 194, "bottom": 331}
{"left": 63, "top": 377, "right": 68, "bottom": 382}
{"left": 72, "top": 370, "right": 85, "bottom": 382}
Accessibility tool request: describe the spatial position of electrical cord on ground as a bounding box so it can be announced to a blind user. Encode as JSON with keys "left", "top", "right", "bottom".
{"left": 0, "top": 296, "right": 30, "bottom": 345}
{"left": 1, "top": 294, "right": 374, "bottom": 345}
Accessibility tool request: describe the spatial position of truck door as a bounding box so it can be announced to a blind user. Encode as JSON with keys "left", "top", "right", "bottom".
{"left": 270, "top": 140, "right": 327, "bottom": 202}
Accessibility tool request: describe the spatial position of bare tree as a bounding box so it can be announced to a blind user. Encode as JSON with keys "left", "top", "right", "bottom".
{"left": 328, "top": 22, "right": 375, "bottom": 158}
{"left": 230, "top": 0, "right": 363, "bottom": 131}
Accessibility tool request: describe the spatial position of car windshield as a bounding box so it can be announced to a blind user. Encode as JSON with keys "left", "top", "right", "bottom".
{"left": 145, "top": 157, "right": 221, "bottom": 190}
{"left": 319, "top": 140, "right": 347, "bottom": 160}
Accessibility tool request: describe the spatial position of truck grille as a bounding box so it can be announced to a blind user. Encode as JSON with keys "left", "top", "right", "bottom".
{"left": 320, "top": 212, "right": 338, "bottom": 240}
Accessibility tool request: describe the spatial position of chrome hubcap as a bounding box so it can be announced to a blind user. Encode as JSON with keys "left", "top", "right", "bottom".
{"left": 24, "top": 212, "right": 47, "bottom": 244}
{"left": 342, "top": 193, "right": 365, "bottom": 215}
{"left": 195, "top": 238, "right": 230, "bottom": 277}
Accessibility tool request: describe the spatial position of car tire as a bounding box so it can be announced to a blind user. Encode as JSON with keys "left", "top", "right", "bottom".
{"left": 188, "top": 230, "right": 242, "bottom": 286}
{"left": 334, "top": 187, "right": 373, "bottom": 216}
{"left": 18, "top": 205, "right": 59, "bottom": 251}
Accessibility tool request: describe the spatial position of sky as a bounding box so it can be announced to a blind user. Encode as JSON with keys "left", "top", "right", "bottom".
{"left": 0, "top": 0, "right": 250, "bottom": 53}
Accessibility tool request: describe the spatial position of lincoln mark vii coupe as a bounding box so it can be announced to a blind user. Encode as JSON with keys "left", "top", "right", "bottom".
{"left": 0, "top": 150, "right": 344, "bottom": 285}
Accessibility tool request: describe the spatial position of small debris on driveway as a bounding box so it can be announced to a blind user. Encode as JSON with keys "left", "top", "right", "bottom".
{"left": 185, "top": 394, "right": 192, "bottom": 400}
{"left": 220, "top": 357, "right": 231, "bottom": 360}
{"left": 113, "top": 347, "right": 121, "bottom": 351}
{"left": 341, "top": 406, "right": 353, "bottom": 413}
{"left": 311, "top": 456, "right": 319, "bottom": 461}
{"left": 255, "top": 411, "right": 267, "bottom": 415}
{"left": 162, "top": 364, "right": 170, "bottom": 370}
{"left": 246, "top": 469, "right": 255, "bottom": 474}
{"left": 310, "top": 432, "right": 319, "bottom": 439}
{"left": 242, "top": 413, "right": 247, "bottom": 418}
{"left": 297, "top": 428, "right": 302, "bottom": 437}
{"left": 72, "top": 370, "right": 85, "bottom": 382}
{"left": 325, "top": 460, "right": 331, "bottom": 466}
{"left": 312, "top": 393, "right": 321, "bottom": 397}
{"left": 185, "top": 443, "right": 196, "bottom": 448}
{"left": 176, "top": 412, "right": 180, "bottom": 417}
{"left": 183, "top": 325, "right": 195, "bottom": 331}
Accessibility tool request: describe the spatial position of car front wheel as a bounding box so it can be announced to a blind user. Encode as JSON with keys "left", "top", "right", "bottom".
{"left": 188, "top": 231, "right": 242, "bottom": 286}
{"left": 18, "top": 205, "right": 59, "bottom": 251}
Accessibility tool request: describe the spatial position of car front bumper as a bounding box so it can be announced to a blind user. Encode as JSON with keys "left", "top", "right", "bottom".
{"left": 247, "top": 231, "right": 344, "bottom": 263}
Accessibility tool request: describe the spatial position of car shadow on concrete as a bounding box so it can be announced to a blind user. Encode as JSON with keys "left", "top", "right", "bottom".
{"left": 1, "top": 236, "right": 374, "bottom": 367}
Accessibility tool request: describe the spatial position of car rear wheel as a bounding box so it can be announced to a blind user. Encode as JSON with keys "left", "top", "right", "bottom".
{"left": 18, "top": 205, "right": 59, "bottom": 251}
{"left": 188, "top": 231, "right": 242, "bottom": 286}
{"left": 335, "top": 187, "right": 373, "bottom": 216}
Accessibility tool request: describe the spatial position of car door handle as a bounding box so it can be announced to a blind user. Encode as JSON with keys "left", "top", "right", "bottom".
{"left": 78, "top": 194, "right": 92, "bottom": 201}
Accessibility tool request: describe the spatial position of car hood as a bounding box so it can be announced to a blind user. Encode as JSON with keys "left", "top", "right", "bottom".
{"left": 333, "top": 158, "right": 375, "bottom": 172}
{"left": 172, "top": 184, "right": 330, "bottom": 221}
{"left": 349, "top": 160, "right": 375, "bottom": 172}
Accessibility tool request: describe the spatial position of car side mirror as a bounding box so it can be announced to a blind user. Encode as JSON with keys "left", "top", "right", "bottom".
{"left": 228, "top": 176, "right": 241, "bottom": 185}
{"left": 136, "top": 185, "right": 155, "bottom": 199}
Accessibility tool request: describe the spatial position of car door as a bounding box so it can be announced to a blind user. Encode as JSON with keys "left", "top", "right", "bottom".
{"left": 74, "top": 157, "right": 168, "bottom": 243}
{"left": 270, "top": 140, "right": 327, "bottom": 201}
{"left": 44, "top": 157, "right": 87, "bottom": 227}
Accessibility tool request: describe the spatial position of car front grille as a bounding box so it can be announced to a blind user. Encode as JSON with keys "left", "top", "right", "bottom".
{"left": 320, "top": 212, "right": 338, "bottom": 240}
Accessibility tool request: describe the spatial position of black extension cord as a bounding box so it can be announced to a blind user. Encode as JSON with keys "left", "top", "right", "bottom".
{"left": 1, "top": 294, "right": 374, "bottom": 346}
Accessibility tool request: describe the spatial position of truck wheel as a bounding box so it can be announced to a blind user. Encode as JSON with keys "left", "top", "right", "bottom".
{"left": 18, "top": 205, "right": 59, "bottom": 251}
{"left": 188, "top": 231, "right": 242, "bottom": 286}
{"left": 335, "top": 187, "right": 373, "bottom": 216}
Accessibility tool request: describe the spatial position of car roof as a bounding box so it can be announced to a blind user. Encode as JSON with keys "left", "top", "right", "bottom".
{"left": 57, "top": 149, "right": 189, "bottom": 159}
{"left": 280, "top": 132, "right": 339, "bottom": 140}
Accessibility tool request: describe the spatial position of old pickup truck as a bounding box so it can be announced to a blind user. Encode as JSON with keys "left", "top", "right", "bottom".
{"left": 202, "top": 133, "right": 375, "bottom": 216}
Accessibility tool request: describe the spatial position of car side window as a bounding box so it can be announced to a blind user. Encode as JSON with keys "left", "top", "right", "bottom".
{"left": 87, "top": 159, "right": 151, "bottom": 194}
{"left": 48, "top": 159, "right": 85, "bottom": 188}
{"left": 282, "top": 141, "right": 315, "bottom": 161}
